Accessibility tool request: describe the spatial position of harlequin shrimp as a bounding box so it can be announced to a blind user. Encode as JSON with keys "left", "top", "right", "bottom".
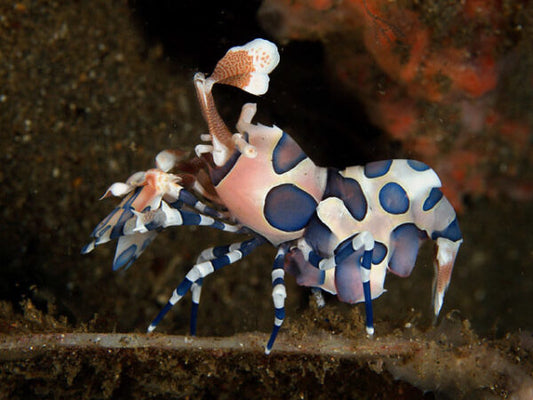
{"left": 83, "top": 38, "right": 462, "bottom": 354}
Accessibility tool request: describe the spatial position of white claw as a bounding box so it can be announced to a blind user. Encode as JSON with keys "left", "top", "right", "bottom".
{"left": 126, "top": 171, "right": 147, "bottom": 186}
{"left": 217, "top": 39, "right": 280, "bottom": 95}
{"left": 131, "top": 210, "right": 148, "bottom": 233}
{"left": 155, "top": 150, "right": 178, "bottom": 172}
{"left": 160, "top": 201, "right": 183, "bottom": 226}
{"left": 100, "top": 182, "right": 133, "bottom": 199}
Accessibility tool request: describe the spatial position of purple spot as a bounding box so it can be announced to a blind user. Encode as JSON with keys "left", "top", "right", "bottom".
{"left": 95, "top": 224, "right": 111, "bottom": 238}
{"left": 379, "top": 182, "right": 409, "bottom": 214}
{"left": 210, "top": 150, "right": 241, "bottom": 186}
{"left": 407, "top": 159, "right": 430, "bottom": 171}
{"left": 304, "top": 215, "right": 334, "bottom": 256}
{"left": 388, "top": 224, "right": 426, "bottom": 277}
{"left": 431, "top": 217, "right": 462, "bottom": 242}
{"left": 272, "top": 132, "right": 307, "bottom": 174}
{"left": 364, "top": 160, "right": 392, "bottom": 178}
{"left": 113, "top": 244, "right": 137, "bottom": 271}
{"left": 325, "top": 169, "right": 367, "bottom": 221}
{"left": 423, "top": 187, "right": 443, "bottom": 211}
{"left": 372, "top": 242, "right": 387, "bottom": 264}
{"left": 264, "top": 184, "right": 317, "bottom": 232}
{"left": 110, "top": 208, "right": 134, "bottom": 239}
{"left": 92, "top": 208, "right": 117, "bottom": 237}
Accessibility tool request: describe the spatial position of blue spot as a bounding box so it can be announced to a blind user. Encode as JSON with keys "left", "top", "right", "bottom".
{"left": 304, "top": 216, "right": 333, "bottom": 256}
{"left": 324, "top": 169, "right": 367, "bottom": 221}
{"left": 94, "top": 224, "right": 111, "bottom": 239}
{"left": 432, "top": 217, "right": 462, "bottom": 242}
{"left": 92, "top": 208, "right": 118, "bottom": 237}
{"left": 379, "top": 182, "right": 409, "bottom": 214}
{"left": 372, "top": 241, "right": 387, "bottom": 264}
{"left": 339, "top": 180, "right": 367, "bottom": 221}
{"left": 407, "top": 160, "right": 430, "bottom": 171}
{"left": 272, "top": 132, "right": 308, "bottom": 174}
{"left": 210, "top": 150, "right": 241, "bottom": 186}
{"left": 264, "top": 184, "right": 317, "bottom": 232}
{"left": 113, "top": 244, "right": 137, "bottom": 271}
{"left": 423, "top": 187, "right": 443, "bottom": 211}
{"left": 110, "top": 208, "right": 134, "bottom": 239}
{"left": 364, "top": 160, "right": 392, "bottom": 178}
{"left": 389, "top": 224, "right": 426, "bottom": 277}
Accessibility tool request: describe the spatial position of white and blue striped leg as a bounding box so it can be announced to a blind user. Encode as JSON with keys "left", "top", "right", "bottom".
{"left": 302, "top": 232, "right": 376, "bottom": 336}
{"left": 169, "top": 188, "right": 227, "bottom": 220}
{"left": 147, "top": 236, "right": 266, "bottom": 333}
{"left": 189, "top": 241, "right": 250, "bottom": 336}
{"left": 355, "top": 232, "right": 375, "bottom": 336}
{"left": 333, "top": 231, "right": 375, "bottom": 336}
{"left": 265, "top": 245, "right": 289, "bottom": 355}
{"left": 97, "top": 202, "right": 244, "bottom": 272}
{"left": 189, "top": 278, "right": 203, "bottom": 336}
{"left": 132, "top": 201, "right": 241, "bottom": 235}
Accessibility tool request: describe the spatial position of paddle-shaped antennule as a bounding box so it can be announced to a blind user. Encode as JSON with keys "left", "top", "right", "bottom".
{"left": 209, "top": 38, "right": 280, "bottom": 95}
{"left": 193, "top": 72, "right": 235, "bottom": 166}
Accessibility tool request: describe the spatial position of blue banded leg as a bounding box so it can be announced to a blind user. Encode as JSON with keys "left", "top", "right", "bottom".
{"left": 189, "top": 241, "right": 248, "bottom": 336}
{"left": 301, "top": 232, "right": 376, "bottom": 336}
{"left": 86, "top": 191, "right": 241, "bottom": 256}
{"left": 356, "top": 232, "right": 375, "bottom": 336}
{"left": 265, "top": 245, "right": 289, "bottom": 355}
{"left": 189, "top": 278, "right": 203, "bottom": 336}
{"left": 100, "top": 203, "right": 243, "bottom": 272}
{"left": 169, "top": 188, "right": 226, "bottom": 220}
{"left": 147, "top": 236, "right": 266, "bottom": 333}
{"left": 129, "top": 201, "right": 241, "bottom": 235}
{"left": 82, "top": 188, "right": 144, "bottom": 253}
